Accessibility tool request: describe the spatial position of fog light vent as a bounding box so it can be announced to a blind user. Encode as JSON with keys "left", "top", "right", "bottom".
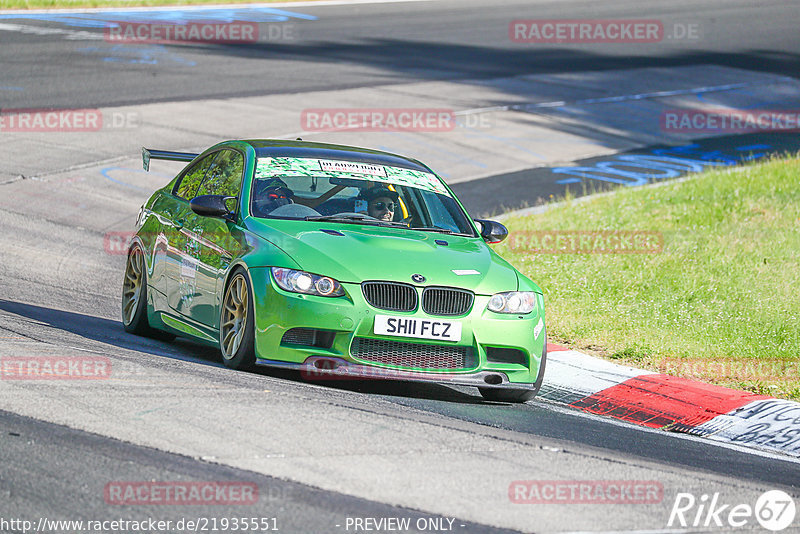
{"left": 281, "top": 328, "right": 335, "bottom": 349}
{"left": 485, "top": 347, "right": 527, "bottom": 366}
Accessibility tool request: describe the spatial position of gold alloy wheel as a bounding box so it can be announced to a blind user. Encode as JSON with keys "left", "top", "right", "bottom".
{"left": 221, "top": 273, "right": 249, "bottom": 359}
{"left": 122, "top": 247, "right": 144, "bottom": 325}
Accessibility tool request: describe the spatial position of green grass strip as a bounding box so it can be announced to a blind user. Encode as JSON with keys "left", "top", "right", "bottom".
{"left": 496, "top": 155, "right": 800, "bottom": 400}
{"left": 1, "top": 0, "right": 310, "bottom": 9}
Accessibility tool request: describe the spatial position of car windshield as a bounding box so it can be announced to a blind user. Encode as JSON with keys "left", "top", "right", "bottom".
{"left": 250, "top": 156, "right": 477, "bottom": 236}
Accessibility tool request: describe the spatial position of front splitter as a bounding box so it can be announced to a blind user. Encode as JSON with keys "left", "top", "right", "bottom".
{"left": 254, "top": 356, "right": 537, "bottom": 390}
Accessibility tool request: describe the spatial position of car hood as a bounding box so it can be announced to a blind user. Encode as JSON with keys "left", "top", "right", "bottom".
{"left": 245, "top": 219, "right": 520, "bottom": 294}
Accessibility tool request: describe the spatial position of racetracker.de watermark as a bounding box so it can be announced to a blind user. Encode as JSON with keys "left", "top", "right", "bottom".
{"left": 506, "top": 230, "right": 663, "bottom": 254}
{"left": 509, "top": 480, "right": 664, "bottom": 504}
{"left": 104, "top": 231, "right": 240, "bottom": 256}
{"left": 301, "top": 108, "right": 467, "bottom": 132}
{"left": 299, "top": 359, "right": 458, "bottom": 381}
{"left": 509, "top": 19, "right": 700, "bottom": 43}
{"left": 104, "top": 482, "right": 259, "bottom": 505}
{"left": 0, "top": 109, "right": 139, "bottom": 132}
{"left": 661, "top": 109, "right": 800, "bottom": 134}
{"left": 657, "top": 357, "right": 800, "bottom": 384}
{"left": 105, "top": 231, "right": 136, "bottom": 255}
{"left": 0, "top": 356, "right": 112, "bottom": 380}
{"left": 104, "top": 22, "right": 259, "bottom": 44}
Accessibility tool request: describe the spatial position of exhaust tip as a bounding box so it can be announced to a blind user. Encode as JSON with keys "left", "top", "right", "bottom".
{"left": 483, "top": 374, "right": 503, "bottom": 385}
{"left": 313, "top": 358, "right": 340, "bottom": 370}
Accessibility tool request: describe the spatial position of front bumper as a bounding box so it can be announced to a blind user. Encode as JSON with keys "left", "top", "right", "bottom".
{"left": 247, "top": 268, "right": 545, "bottom": 387}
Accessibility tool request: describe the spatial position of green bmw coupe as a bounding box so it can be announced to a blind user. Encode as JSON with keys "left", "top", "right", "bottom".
{"left": 123, "top": 140, "right": 546, "bottom": 402}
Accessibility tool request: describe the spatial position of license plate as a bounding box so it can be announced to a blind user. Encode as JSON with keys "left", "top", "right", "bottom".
{"left": 374, "top": 315, "right": 462, "bottom": 342}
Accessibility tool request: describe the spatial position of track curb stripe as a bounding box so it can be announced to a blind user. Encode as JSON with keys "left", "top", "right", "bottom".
{"left": 540, "top": 346, "right": 800, "bottom": 458}
{"left": 569, "top": 374, "right": 769, "bottom": 429}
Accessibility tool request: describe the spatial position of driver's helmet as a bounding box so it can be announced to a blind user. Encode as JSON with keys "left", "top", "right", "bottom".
{"left": 255, "top": 178, "right": 294, "bottom": 214}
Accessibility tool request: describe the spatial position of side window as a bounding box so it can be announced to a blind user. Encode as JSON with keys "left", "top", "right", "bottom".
{"left": 196, "top": 149, "right": 245, "bottom": 202}
{"left": 174, "top": 153, "right": 217, "bottom": 200}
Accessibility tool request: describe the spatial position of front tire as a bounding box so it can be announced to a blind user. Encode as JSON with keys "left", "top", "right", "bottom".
{"left": 220, "top": 269, "right": 256, "bottom": 370}
{"left": 479, "top": 331, "right": 547, "bottom": 403}
{"left": 121, "top": 244, "right": 175, "bottom": 341}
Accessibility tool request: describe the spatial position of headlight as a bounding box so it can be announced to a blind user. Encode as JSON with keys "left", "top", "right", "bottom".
{"left": 487, "top": 291, "right": 537, "bottom": 314}
{"left": 271, "top": 268, "right": 345, "bottom": 297}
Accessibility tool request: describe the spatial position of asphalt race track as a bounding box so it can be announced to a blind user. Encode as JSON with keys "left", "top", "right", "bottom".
{"left": 1, "top": 1, "right": 799, "bottom": 533}
{"left": 2, "top": 0, "right": 800, "bottom": 108}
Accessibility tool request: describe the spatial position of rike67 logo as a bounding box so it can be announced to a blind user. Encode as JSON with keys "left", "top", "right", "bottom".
{"left": 668, "top": 490, "right": 796, "bottom": 531}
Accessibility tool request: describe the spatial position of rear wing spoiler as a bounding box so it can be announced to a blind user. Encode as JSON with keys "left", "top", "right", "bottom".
{"left": 142, "top": 147, "right": 199, "bottom": 172}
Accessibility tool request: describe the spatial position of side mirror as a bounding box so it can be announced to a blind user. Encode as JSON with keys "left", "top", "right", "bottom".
{"left": 190, "top": 195, "right": 236, "bottom": 221}
{"left": 474, "top": 218, "right": 508, "bottom": 244}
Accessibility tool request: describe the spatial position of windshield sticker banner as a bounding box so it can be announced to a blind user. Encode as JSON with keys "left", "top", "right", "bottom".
{"left": 318, "top": 159, "right": 386, "bottom": 176}
{"left": 255, "top": 157, "right": 450, "bottom": 196}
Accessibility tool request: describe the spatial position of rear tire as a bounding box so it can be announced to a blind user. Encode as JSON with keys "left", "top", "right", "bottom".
{"left": 122, "top": 245, "right": 175, "bottom": 341}
{"left": 479, "top": 330, "right": 547, "bottom": 403}
{"left": 219, "top": 268, "right": 256, "bottom": 370}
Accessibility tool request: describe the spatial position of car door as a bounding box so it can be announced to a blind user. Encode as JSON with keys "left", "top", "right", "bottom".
{"left": 177, "top": 148, "right": 245, "bottom": 328}
{"left": 164, "top": 152, "right": 219, "bottom": 316}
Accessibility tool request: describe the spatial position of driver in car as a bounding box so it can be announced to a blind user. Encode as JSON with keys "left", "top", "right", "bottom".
{"left": 361, "top": 186, "right": 399, "bottom": 221}
{"left": 254, "top": 178, "right": 294, "bottom": 215}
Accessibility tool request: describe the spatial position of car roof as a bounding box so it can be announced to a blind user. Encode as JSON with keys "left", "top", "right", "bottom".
{"left": 243, "top": 139, "right": 431, "bottom": 173}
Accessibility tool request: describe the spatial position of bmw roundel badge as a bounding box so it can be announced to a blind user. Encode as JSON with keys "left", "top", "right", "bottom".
{"left": 411, "top": 273, "right": 426, "bottom": 283}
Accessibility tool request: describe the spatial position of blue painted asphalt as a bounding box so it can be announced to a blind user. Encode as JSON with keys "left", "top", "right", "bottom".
{"left": 0, "top": 6, "right": 317, "bottom": 27}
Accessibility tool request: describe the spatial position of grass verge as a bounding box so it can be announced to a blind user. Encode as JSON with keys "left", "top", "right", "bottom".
{"left": 0, "top": 0, "right": 310, "bottom": 9}
{"left": 495, "top": 155, "right": 800, "bottom": 400}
